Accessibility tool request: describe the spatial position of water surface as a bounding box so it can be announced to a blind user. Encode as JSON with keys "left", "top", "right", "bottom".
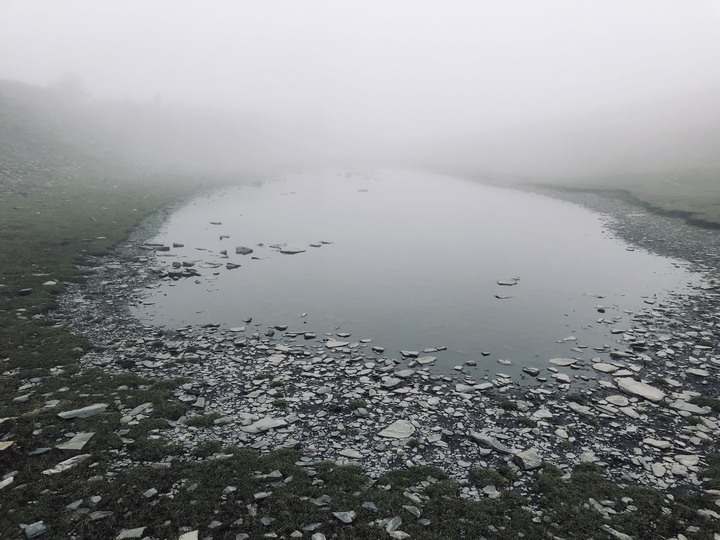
{"left": 134, "top": 170, "right": 699, "bottom": 376}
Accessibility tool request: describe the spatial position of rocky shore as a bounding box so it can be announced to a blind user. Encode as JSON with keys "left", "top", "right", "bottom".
{"left": 53, "top": 185, "right": 720, "bottom": 508}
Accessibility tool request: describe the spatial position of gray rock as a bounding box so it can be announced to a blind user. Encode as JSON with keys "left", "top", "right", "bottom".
{"left": 514, "top": 448, "right": 543, "bottom": 470}
{"left": 567, "top": 402, "right": 593, "bottom": 417}
{"left": 235, "top": 246, "right": 254, "bottom": 255}
{"left": 379, "top": 420, "right": 416, "bottom": 439}
{"left": 42, "top": 454, "right": 91, "bottom": 475}
{"left": 325, "top": 339, "right": 349, "bottom": 349}
{"left": 279, "top": 246, "right": 305, "bottom": 255}
{"left": 333, "top": 511, "right": 356, "bottom": 523}
{"left": 548, "top": 358, "right": 577, "bottom": 366}
{"left": 58, "top": 403, "right": 108, "bottom": 420}
{"left": 23, "top": 521, "right": 47, "bottom": 538}
{"left": 668, "top": 400, "right": 711, "bottom": 415}
{"left": 592, "top": 363, "right": 619, "bottom": 373}
{"left": 469, "top": 433, "right": 514, "bottom": 454}
{"left": 362, "top": 501, "right": 378, "bottom": 512}
{"left": 116, "top": 527, "right": 146, "bottom": 540}
{"left": 56, "top": 432, "right": 95, "bottom": 453}
{"left": 386, "top": 516, "right": 403, "bottom": 533}
{"left": 382, "top": 377, "right": 402, "bottom": 389}
{"left": 239, "top": 416, "right": 288, "bottom": 433}
{"left": 605, "top": 395, "right": 629, "bottom": 407}
{"left": 616, "top": 378, "right": 666, "bottom": 402}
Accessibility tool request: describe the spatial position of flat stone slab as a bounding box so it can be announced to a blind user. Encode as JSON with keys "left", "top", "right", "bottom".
{"left": 116, "top": 527, "right": 146, "bottom": 540}
{"left": 42, "top": 454, "right": 91, "bottom": 475}
{"left": 325, "top": 339, "right": 349, "bottom": 349}
{"left": 57, "top": 403, "right": 108, "bottom": 420}
{"left": 278, "top": 246, "right": 305, "bottom": 255}
{"left": 378, "top": 419, "right": 416, "bottom": 439}
{"left": 239, "top": 416, "right": 288, "bottom": 434}
{"left": 592, "top": 363, "right": 619, "bottom": 373}
{"left": 514, "top": 448, "right": 543, "bottom": 470}
{"left": 57, "top": 432, "right": 95, "bottom": 453}
{"left": 668, "top": 400, "right": 711, "bottom": 415}
{"left": 605, "top": 395, "right": 630, "bottom": 407}
{"left": 616, "top": 378, "right": 666, "bottom": 402}
{"left": 568, "top": 402, "right": 593, "bottom": 417}
{"left": 548, "top": 358, "right": 577, "bottom": 366}
{"left": 469, "top": 433, "right": 514, "bottom": 454}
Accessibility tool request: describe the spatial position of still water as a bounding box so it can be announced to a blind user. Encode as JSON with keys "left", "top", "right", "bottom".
{"left": 134, "top": 170, "right": 699, "bottom": 375}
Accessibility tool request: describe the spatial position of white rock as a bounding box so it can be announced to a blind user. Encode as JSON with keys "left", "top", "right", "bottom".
{"left": 549, "top": 358, "right": 577, "bottom": 366}
{"left": 616, "top": 378, "right": 666, "bottom": 402}
{"left": 605, "top": 395, "right": 629, "bottom": 407}
{"left": 42, "top": 454, "right": 91, "bottom": 475}
{"left": 379, "top": 420, "right": 416, "bottom": 439}
{"left": 57, "top": 403, "right": 108, "bottom": 420}
{"left": 239, "top": 416, "right": 288, "bottom": 433}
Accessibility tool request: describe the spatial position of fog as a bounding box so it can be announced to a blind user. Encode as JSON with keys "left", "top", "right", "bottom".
{"left": 2, "top": 0, "right": 720, "bottom": 179}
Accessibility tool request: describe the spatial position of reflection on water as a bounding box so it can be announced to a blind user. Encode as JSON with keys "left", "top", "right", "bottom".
{"left": 134, "top": 170, "right": 699, "bottom": 375}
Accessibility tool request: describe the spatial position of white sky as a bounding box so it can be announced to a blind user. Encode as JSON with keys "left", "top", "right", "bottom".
{"left": 2, "top": 0, "right": 720, "bottom": 141}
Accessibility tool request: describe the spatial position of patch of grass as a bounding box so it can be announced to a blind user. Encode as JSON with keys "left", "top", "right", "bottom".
{"left": 471, "top": 466, "right": 514, "bottom": 488}
{"left": 271, "top": 398, "right": 288, "bottom": 409}
{"left": 689, "top": 395, "right": 720, "bottom": 412}
{"left": 131, "top": 436, "right": 185, "bottom": 462}
{"left": 517, "top": 415, "right": 537, "bottom": 427}
{"left": 500, "top": 399, "right": 518, "bottom": 411}
{"left": 193, "top": 440, "right": 224, "bottom": 457}
{"left": 185, "top": 412, "right": 223, "bottom": 427}
{"left": 348, "top": 398, "right": 367, "bottom": 410}
{"left": 567, "top": 393, "right": 583, "bottom": 403}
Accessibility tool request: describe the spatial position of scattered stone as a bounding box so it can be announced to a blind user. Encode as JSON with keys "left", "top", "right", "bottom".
{"left": 56, "top": 432, "right": 95, "bottom": 453}
{"left": 23, "top": 521, "right": 47, "bottom": 539}
{"left": 333, "top": 511, "right": 356, "bottom": 523}
{"left": 116, "top": 527, "right": 146, "bottom": 540}
{"left": 379, "top": 420, "right": 416, "bottom": 439}
{"left": 57, "top": 403, "right": 108, "bottom": 420}
{"left": 549, "top": 358, "right": 577, "bottom": 366}
{"left": 239, "top": 416, "right": 288, "bottom": 433}
{"left": 616, "top": 378, "right": 666, "bottom": 402}
{"left": 514, "top": 448, "right": 543, "bottom": 470}
{"left": 325, "top": 339, "right": 349, "bottom": 349}
{"left": 42, "top": 454, "right": 91, "bottom": 475}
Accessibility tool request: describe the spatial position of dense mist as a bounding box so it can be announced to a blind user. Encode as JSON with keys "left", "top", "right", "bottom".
{"left": 2, "top": 1, "right": 720, "bottom": 181}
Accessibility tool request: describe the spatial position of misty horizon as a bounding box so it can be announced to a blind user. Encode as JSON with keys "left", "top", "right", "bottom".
{"left": 2, "top": 1, "right": 720, "bottom": 179}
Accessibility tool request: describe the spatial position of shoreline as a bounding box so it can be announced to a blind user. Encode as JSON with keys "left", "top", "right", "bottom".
{"left": 56, "top": 177, "right": 720, "bottom": 495}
